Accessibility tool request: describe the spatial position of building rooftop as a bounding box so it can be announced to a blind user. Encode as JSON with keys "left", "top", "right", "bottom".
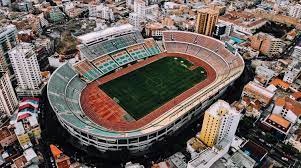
{"left": 77, "top": 24, "right": 135, "bottom": 44}
{"left": 244, "top": 81, "right": 275, "bottom": 102}
{"left": 270, "top": 78, "right": 289, "bottom": 89}
{"left": 0, "top": 126, "right": 13, "bottom": 141}
{"left": 206, "top": 100, "right": 239, "bottom": 118}
{"left": 267, "top": 114, "right": 291, "bottom": 129}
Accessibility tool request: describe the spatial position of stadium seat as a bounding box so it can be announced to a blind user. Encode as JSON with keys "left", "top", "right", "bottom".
{"left": 126, "top": 44, "right": 150, "bottom": 60}
{"left": 143, "top": 39, "right": 161, "bottom": 56}
{"left": 73, "top": 60, "right": 103, "bottom": 81}
{"left": 92, "top": 55, "right": 120, "bottom": 74}
{"left": 110, "top": 50, "right": 134, "bottom": 66}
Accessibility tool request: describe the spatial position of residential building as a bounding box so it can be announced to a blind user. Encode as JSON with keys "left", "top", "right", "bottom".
{"left": 242, "top": 81, "right": 275, "bottom": 107}
{"left": 219, "top": 11, "right": 267, "bottom": 36}
{"left": 0, "top": 125, "right": 17, "bottom": 148}
{"left": 88, "top": 4, "right": 114, "bottom": 20}
{"left": 14, "top": 111, "right": 41, "bottom": 149}
{"left": 0, "top": 0, "right": 10, "bottom": 6}
{"left": 0, "top": 25, "right": 17, "bottom": 74}
{"left": 283, "top": 61, "right": 301, "bottom": 84}
{"left": 0, "top": 72, "right": 18, "bottom": 116}
{"left": 129, "top": 13, "right": 141, "bottom": 28}
{"left": 195, "top": 8, "right": 219, "bottom": 36}
{"left": 8, "top": 42, "right": 44, "bottom": 97}
{"left": 145, "top": 22, "right": 165, "bottom": 39}
{"left": 48, "top": 6, "right": 65, "bottom": 23}
{"left": 264, "top": 114, "right": 292, "bottom": 134}
{"left": 134, "top": 0, "right": 146, "bottom": 18}
{"left": 272, "top": 97, "right": 301, "bottom": 123}
{"left": 50, "top": 144, "right": 71, "bottom": 168}
{"left": 249, "top": 32, "right": 284, "bottom": 56}
{"left": 199, "top": 100, "right": 241, "bottom": 147}
{"left": 11, "top": 148, "right": 39, "bottom": 168}
{"left": 187, "top": 138, "right": 231, "bottom": 168}
{"left": 289, "top": 4, "right": 301, "bottom": 19}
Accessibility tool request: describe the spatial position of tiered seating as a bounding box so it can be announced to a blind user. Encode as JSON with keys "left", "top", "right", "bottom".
{"left": 143, "top": 38, "right": 161, "bottom": 56}
{"left": 175, "top": 43, "right": 188, "bottom": 52}
{"left": 162, "top": 31, "right": 172, "bottom": 41}
{"left": 48, "top": 63, "right": 79, "bottom": 113}
{"left": 197, "top": 48, "right": 228, "bottom": 75}
{"left": 172, "top": 32, "right": 196, "bottom": 43}
{"left": 73, "top": 60, "right": 103, "bottom": 81}
{"left": 66, "top": 77, "right": 87, "bottom": 114}
{"left": 66, "top": 77, "right": 86, "bottom": 101}
{"left": 164, "top": 42, "right": 177, "bottom": 52}
{"left": 126, "top": 44, "right": 150, "bottom": 60}
{"left": 80, "top": 32, "right": 145, "bottom": 61}
{"left": 111, "top": 34, "right": 137, "bottom": 49}
{"left": 186, "top": 44, "right": 201, "bottom": 56}
{"left": 92, "top": 55, "right": 119, "bottom": 74}
{"left": 110, "top": 50, "right": 134, "bottom": 66}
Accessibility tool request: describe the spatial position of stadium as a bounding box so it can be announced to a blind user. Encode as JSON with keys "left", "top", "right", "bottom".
{"left": 47, "top": 24, "right": 244, "bottom": 153}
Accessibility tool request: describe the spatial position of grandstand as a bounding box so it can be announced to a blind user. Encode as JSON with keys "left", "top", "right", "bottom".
{"left": 48, "top": 30, "right": 244, "bottom": 153}
{"left": 143, "top": 38, "right": 161, "bottom": 56}
{"left": 126, "top": 44, "right": 150, "bottom": 60}
{"left": 91, "top": 55, "right": 119, "bottom": 74}
{"left": 110, "top": 50, "right": 134, "bottom": 66}
{"left": 73, "top": 60, "right": 103, "bottom": 82}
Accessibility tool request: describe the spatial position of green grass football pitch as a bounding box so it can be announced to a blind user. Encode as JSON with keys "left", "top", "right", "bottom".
{"left": 99, "top": 57, "right": 207, "bottom": 120}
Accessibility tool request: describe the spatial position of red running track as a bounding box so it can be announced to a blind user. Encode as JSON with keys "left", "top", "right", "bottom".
{"left": 80, "top": 52, "right": 216, "bottom": 131}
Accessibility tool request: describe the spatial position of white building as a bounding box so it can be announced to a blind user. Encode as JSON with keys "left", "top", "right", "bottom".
{"left": 128, "top": 12, "right": 141, "bottom": 28}
{"left": 187, "top": 138, "right": 231, "bottom": 168}
{"left": 283, "top": 60, "right": 301, "bottom": 84}
{"left": 8, "top": 43, "right": 44, "bottom": 97}
{"left": 289, "top": 4, "right": 301, "bottom": 19}
{"left": 88, "top": 4, "right": 114, "bottom": 20}
{"left": 272, "top": 97, "right": 301, "bottom": 123}
{"left": 292, "top": 46, "right": 301, "bottom": 61}
{"left": 134, "top": 0, "right": 146, "bottom": 18}
{"left": 0, "top": 0, "right": 11, "bottom": 7}
{"left": 0, "top": 25, "right": 17, "bottom": 73}
{"left": 0, "top": 72, "right": 18, "bottom": 115}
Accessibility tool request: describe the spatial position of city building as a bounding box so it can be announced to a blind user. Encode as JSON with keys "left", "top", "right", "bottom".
{"left": 47, "top": 6, "right": 65, "bottom": 23}
{"left": 16, "top": 0, "right": 33, "bottom": 12}
{"left": 289, "top": 4, "right": 301, "bottom": 19}
{"left": 0, "top": 25, "right": 17, "bottom": 74}
{"left": 272, "top": 97, "right": 301, "bottom": 123}
{"left": 263, "top": 114, "right": 292, "bottom": 135}
{"left": 8, "top": 42, "right": 44, "bottom": 97}
{"left": 145, "top": 22, "right": 165, "bottom": 39}
{"left": 50, "top": 144, "right": 71, "bottom": 168}
{"left": 249, "top": 32, "right": 284, "bottom": 56}
{"left": 242, "top": 81, "right": 275, "bottom": 106}
{"left": 283, "top": 59, "right": 301, "bottom": 84}
{"left": 199, "top": 100, "right": 241, "bottom": 147}
{"left": 219, "top": 11, "right": 267, "bottom": 36}
{"left": 292, "top": 46, "right": 301, "bottom": 60}
{"left": 0, "top": 72, "right": 18, "bottom": 116}
{"left": 195, "top": 8, "right": 219, "bottom": 36}
{"left": 88, "top": 4, "right": 114, "bottom": 20}
{"left": 128, "top": 0, "right": 146, "bottom": 28}
{"left": 187, "top": 138, "right": 231, "bottom": 168}
{"left": 14, "top": 110, "right": 41, "bottom": 149}
{"left": 12, "top": 148, "right": 39, "bottom": 168}
{"left": 0, "top": 125, "right": 17, "bottom": 148}
{"left": 134, "top": 0, "right": 146, "bottom": 18}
